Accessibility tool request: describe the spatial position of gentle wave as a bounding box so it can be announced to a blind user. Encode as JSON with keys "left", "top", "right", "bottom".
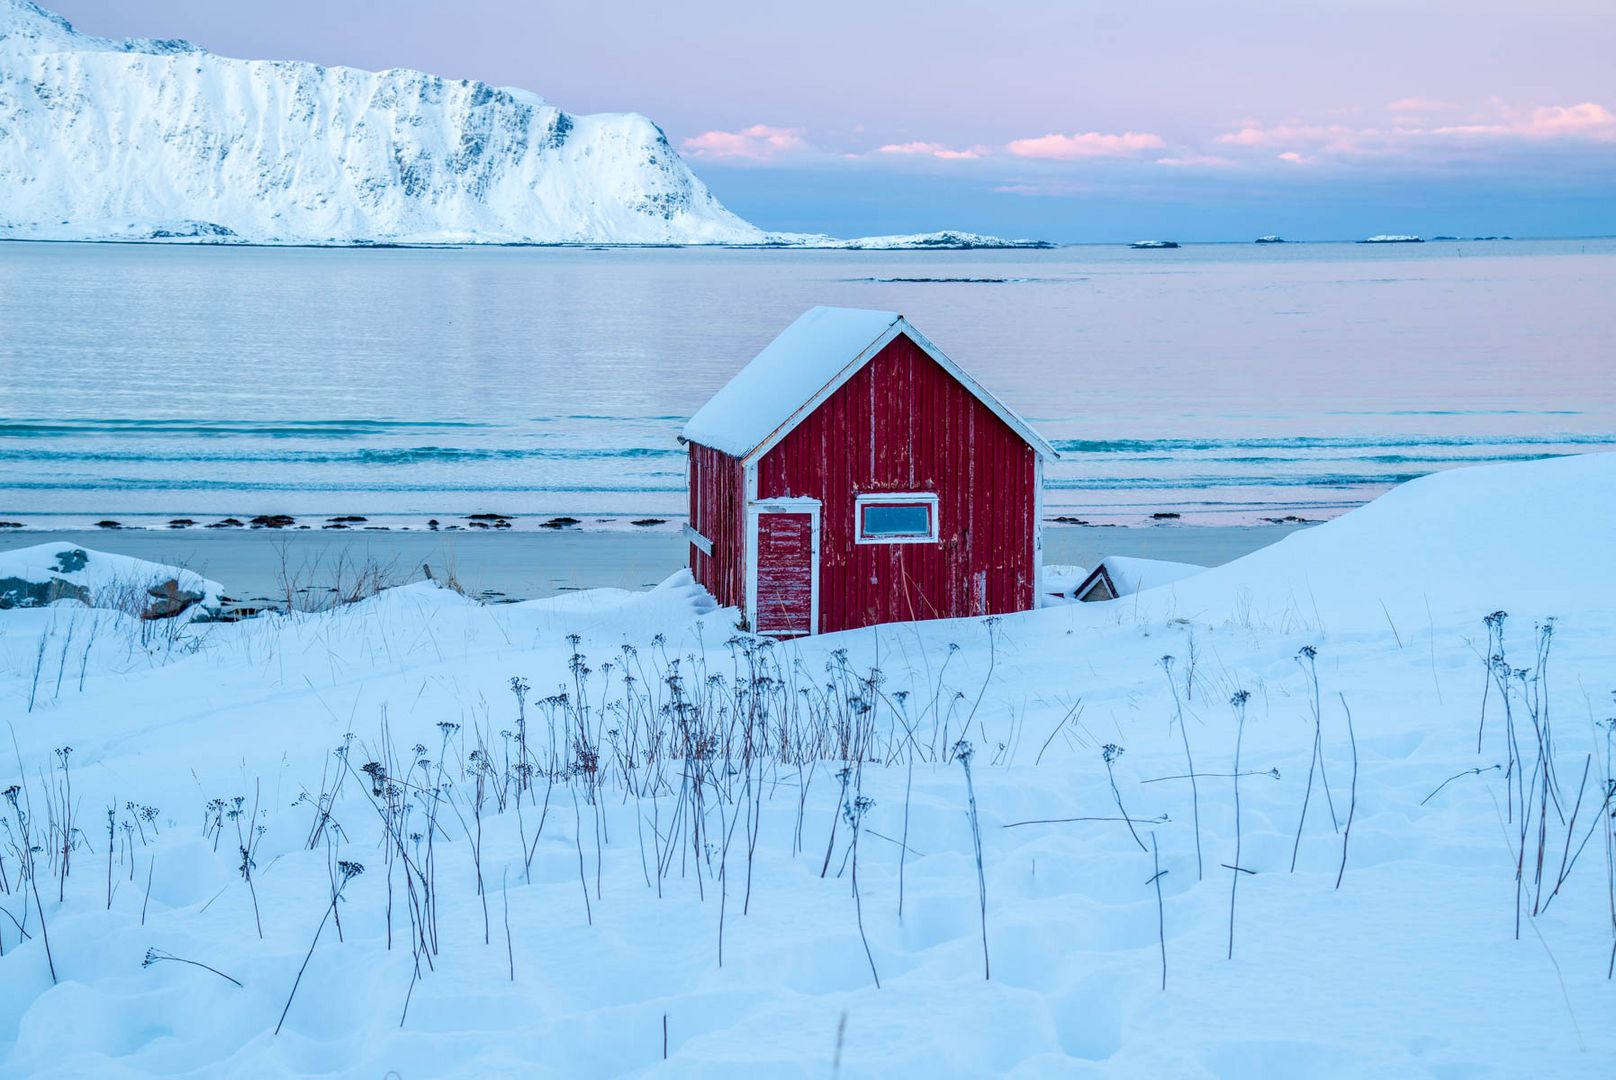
{"left": 1049, "top": 434, "right": 1616, "bottom": 454}
{"left": 1043, "top": 473, "right": 1432, "bottom": 491}
{"left": 0, "top": 416, "right": 692, "bottom": 438}
{"left": 0, "top": 418, "right": 495, "bottom": 438}
{"left": 0, "top": 446, "right": 682, "bottom": 464}
{"left": 1322, "top": 409, "right": 1584, "bottom": 417}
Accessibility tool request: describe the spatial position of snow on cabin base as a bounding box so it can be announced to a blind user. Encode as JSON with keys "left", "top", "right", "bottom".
{"left": 1, "top": 454, "right": 1614, "bottom": 1078}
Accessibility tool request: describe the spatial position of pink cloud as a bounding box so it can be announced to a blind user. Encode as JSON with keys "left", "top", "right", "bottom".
{"left": 1435, "top": 102, "right": 1616, "bottom": 140}
{"left": 1529, "top": 102, "right": 1616, "bottom": 137}
{"left": 1529, "top": 102, "right": 1616, "bottom": 136}
{"left": 1216, "top": 126, "right": 1267, "bottom": 147}
{"left": 1005, "top": 131, "right": 1165, "bottom": 160}
{"left": 680, "top": 124, "right": 810, "bottom": 161}
{"left": 875, "top": 141, "right": 986, "bottom": 160}
{"left": 1216, "top": 123, "right": 1360, "bottom": 152}
{"left": 1217, "top": 101, "right": 1616, "bottom": 164}
{"left": 1156, "top": 153, "right": 1235, "bottom": 168}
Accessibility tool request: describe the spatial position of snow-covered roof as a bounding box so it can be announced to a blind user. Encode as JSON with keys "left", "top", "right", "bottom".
{"left": 681, "top": 306, "right": 1058, "bottom": 462}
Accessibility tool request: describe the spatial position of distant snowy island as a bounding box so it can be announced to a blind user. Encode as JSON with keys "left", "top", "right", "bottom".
{"left": 0, "top": 2, "right": 1046, "bottom": 249}
{"left": 766, "top": 230, "right": 1055, "bottom": 251}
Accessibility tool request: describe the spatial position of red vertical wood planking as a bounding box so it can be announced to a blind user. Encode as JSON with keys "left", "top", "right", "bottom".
{"left": 752, "top": 333, "right": 1036, "bottom": 634}
{"left": 688, "top": 328, "right": 1038, "bottom": 634}
{"left": 754, "top": 512, "right": 814, "bottom": 635}
{"left": 687, "top": 441, "right": 745, "bottom": 610}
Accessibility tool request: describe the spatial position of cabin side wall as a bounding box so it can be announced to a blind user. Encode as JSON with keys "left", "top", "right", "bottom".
{"left": 687, "top": 441, "right": 746, "bottom": 611}
{"left": 755, "top": 334, "right": 1037, "bottom": 634}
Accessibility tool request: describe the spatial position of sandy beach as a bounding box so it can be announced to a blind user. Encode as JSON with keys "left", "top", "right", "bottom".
{"left": 0, "top": 522, "right": 1311, "bottom": 603}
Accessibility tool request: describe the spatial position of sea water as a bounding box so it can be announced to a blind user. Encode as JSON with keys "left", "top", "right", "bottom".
{"left": 2, "top": 238, "right": 1612, "bottom": 524}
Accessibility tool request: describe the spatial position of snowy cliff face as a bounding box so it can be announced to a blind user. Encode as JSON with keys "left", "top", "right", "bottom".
{"left": 0, "top": 1, "right": 767, "bottom": 244}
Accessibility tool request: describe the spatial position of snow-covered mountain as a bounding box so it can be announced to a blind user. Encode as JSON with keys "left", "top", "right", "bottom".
{"left": 0, "top": 3, "right": 1048, "bottom": 248}
{"left": 0, "top": 1, "right": 769, "bottom": 245}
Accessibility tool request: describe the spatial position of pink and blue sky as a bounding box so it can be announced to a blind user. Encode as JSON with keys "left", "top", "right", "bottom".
{"left": 51, "top": 0, "right": 1616, "bottom": 240}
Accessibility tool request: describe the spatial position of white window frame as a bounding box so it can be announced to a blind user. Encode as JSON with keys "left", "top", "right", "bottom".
{"left": 854, "top": 492, "right": 939, "bottom": 545}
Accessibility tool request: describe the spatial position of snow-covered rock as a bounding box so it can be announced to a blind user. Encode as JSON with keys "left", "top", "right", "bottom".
{"left": 0, "top": 541, "right": 223, "bottom": 617}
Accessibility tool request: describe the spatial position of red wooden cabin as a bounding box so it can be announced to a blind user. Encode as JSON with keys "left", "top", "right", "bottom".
{"left": 681, "top": 306, "right": 1058, "bottom": 635}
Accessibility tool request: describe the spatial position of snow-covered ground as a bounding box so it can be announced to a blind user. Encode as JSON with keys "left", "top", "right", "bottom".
{"left": 1, "top": 453, "right": 1613, "bottom": 1077}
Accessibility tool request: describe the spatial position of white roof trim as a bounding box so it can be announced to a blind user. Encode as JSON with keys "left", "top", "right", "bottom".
{"left": 893, "top": 320, "right": 1059, "bottom": 464}
{"left": 742, "top": 317, "right": 1058, "bottom": 465}
{"left": 683, "top": 307, "right": 1058, "bottom": 464}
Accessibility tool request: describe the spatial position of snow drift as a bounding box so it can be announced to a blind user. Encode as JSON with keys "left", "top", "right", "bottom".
{"left": 1110, "top": 451, "right": 1616, "bottom": 631}
{"left": 2, "top": 453, "right": 1612, "bottom": 1077}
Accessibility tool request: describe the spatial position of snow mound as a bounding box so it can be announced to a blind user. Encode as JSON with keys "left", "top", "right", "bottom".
{"left": 0, "top": 541, "right": 223, "bottom": 616}
{"left": 509, "top": 569, "right": 723, "bottom": 637}
{"left": 1088, "top": 555, "right": 1206, "bottom": 597}
{"left": 1038, "top": 563, "right": 1089, "bottom": 602}
{"left": 1128, "top": 451, "right": 1616, "bottom": 629}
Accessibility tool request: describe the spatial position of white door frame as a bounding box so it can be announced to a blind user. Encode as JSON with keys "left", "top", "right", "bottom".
{"left": 745, "top": 495, "right": 821, "bottom": 636}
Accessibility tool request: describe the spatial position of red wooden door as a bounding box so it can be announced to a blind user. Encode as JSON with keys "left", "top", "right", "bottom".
{"left": 754, "top": 510, "right": 816, "bottom": 636}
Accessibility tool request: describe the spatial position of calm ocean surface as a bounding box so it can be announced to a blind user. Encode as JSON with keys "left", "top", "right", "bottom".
{"left": 2, "top": 239, "right": 1613, "bottom": 525}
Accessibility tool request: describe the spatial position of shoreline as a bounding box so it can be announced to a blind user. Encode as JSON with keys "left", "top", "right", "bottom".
{"left": 0, "top": 506, "right": 1334, "bottom": 535}
{"left": 0, "top": 512, "right": 689, "bottom": 536}
{"left": 0, "top": 522, "right": 1313, "bottom": 604}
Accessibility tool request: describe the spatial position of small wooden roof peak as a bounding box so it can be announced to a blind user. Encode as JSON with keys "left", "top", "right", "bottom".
{"left": 681, "top": 306, "right": 1058, "bottom": 463}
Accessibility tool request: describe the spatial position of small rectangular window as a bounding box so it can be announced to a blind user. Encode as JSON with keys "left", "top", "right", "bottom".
{"left": 855, "top": 493, "right": 938, "bottom": 544}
